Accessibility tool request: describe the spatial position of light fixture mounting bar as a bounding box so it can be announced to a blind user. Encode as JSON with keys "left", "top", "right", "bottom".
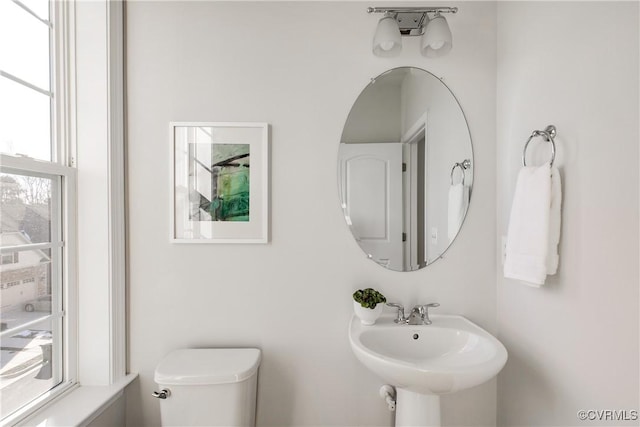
{"left": 367, "top": 6, "right": 458, "bottom": 14}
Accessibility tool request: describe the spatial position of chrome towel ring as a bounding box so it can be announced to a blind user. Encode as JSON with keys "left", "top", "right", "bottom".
{"left": 450, "top": 159, "right": 471, "bottom": 185}
{"left": 522, "top": 125, "right": 557, "bottom": 167}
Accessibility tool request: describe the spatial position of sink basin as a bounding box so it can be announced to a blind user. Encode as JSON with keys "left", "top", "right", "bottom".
{"left": 349, "top": 313, "right": 508, "bottom": 395}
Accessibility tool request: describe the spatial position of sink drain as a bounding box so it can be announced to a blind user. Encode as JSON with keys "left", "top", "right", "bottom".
{"left": 413, "top": 333, "right": 419, "bottom": 340}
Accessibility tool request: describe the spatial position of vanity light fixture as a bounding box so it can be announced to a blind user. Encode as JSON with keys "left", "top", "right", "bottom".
{"left": 368, "top": 6, "right": 457, "bottom": 58}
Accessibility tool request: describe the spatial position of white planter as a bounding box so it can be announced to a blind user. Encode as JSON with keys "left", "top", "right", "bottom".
{"left": 353, "top": 301, "right": 383, "bottom": 325}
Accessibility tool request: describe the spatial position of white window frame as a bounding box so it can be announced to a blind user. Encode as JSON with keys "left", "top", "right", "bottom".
{"left": 2, "top": 0, "right": 131, "bottom": 424}
{"left": 0, "top": 0, "right": 79, "bottom": 423}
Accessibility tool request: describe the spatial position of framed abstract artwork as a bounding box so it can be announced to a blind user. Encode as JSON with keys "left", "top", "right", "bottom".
{"left": 171, "top": 122, "right": 269, "bottom": 243}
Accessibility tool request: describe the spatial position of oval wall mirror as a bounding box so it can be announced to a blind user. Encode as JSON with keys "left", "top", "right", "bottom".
{"left": 338, "top": 67, "right": 473, "bottom": 272}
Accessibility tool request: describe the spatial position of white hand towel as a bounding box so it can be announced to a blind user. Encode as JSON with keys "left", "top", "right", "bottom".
{"left": 504, "top": 163, "right": 562, "bottom": 286}
{"left": 448, "top": 183, "right": 469, "bottom": 241}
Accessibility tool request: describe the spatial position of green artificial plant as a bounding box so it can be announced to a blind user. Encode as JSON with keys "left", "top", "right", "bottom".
{"left": 353, "top": 288, "right": 386, "bottom": 309}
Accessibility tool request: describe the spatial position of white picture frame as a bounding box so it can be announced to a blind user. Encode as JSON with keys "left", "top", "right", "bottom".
{"left": 170, "top": 122, "right": 269, "bottom": 243}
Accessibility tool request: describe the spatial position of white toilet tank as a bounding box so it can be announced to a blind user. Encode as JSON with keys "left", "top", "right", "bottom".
{"left": 154, "top": 348, "right": 261, "bottom": 427}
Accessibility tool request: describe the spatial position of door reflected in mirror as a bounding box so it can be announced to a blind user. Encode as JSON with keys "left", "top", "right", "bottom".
{"left": 338, "top": 67, "right": 473, "bottom": 271}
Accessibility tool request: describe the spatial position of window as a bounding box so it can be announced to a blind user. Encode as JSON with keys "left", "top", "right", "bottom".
{"left": 1, "top": 252, "right": 19, "bottom": 265}
{"left": 0, "top": 0, "right": 76, "bottom": 423}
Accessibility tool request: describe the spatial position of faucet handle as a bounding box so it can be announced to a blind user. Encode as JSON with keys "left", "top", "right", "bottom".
{"left": 386, "top": 303, "right": 407, "bottom": 324}
{"left": 422, "top": 303, "right": 440, "bottom": 325}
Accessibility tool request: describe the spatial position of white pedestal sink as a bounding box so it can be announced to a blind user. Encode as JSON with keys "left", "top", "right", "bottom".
{"left": 348, "top": 313, "right": 508, "bottom": 427}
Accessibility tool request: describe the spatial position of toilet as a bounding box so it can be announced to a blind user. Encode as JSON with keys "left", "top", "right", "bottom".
{"left": 154, "top": 348, "right": 261, "bottom": 426}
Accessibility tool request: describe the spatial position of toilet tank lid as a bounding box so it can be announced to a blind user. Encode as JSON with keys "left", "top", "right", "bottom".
{"left": 154, "top": 348, "right": 261, "bottom": 385}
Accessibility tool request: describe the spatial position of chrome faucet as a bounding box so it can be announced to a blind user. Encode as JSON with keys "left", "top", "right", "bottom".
{"left": 408, "top": 303, "right": 440, "bottom": 325}
{"left": 386, "top": 302, "right": 440, "bottom": 325}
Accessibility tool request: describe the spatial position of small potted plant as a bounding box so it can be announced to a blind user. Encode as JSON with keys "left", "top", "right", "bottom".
{"left": 352, "top": 288, "right": 386, "bottom": 325}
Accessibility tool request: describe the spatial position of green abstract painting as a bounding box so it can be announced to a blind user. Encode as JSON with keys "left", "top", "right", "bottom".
{"left": 189, "top": 143, "right": 250, "bottom": 222}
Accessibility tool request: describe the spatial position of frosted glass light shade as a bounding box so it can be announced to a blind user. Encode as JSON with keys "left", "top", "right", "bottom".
{"left": 421, "top": 15, "right": 452, "bottom": 57}
{"left": 373, "top": 14, "right": 402, "bottom": 57}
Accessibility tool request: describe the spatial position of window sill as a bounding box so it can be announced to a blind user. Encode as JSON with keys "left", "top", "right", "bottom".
{"left": 18, "top": 373, "right": 137, "bottom": 427}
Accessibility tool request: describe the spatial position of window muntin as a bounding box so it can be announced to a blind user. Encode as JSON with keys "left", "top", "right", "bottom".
{"left": 25, "top": 0, "right": 50, "bottom": 21}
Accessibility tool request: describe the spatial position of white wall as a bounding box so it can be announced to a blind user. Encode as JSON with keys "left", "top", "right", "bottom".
{"left": 126, "top": 2, "right": 497, "bottom": 426}
{"left": 496, "top": 2, "right": 639, "bottom": 426}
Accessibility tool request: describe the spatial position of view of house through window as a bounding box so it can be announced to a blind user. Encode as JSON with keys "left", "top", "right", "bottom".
{"left": 0, "top": 0, "right": 70, "bottom": 421}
